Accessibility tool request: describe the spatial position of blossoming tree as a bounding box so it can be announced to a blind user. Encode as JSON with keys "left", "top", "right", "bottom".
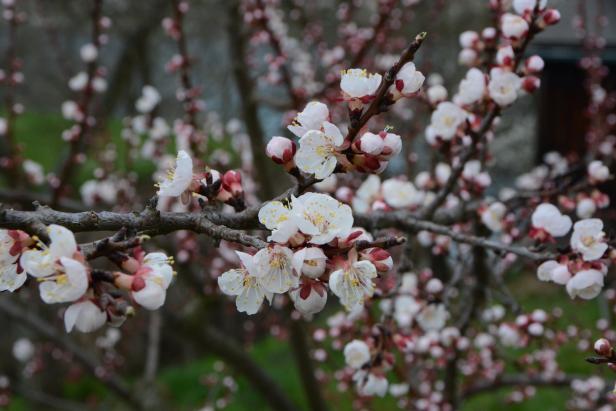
{"left": 0, "top": 0, "right": 615, "bottom": 409}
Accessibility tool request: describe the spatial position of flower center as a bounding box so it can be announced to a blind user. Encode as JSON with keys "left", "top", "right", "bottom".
{"left": 582, "top": 236, "right": 596, "bottom": 247}
{"left": 269, "top": 253, "right": 288, "bottom": 270}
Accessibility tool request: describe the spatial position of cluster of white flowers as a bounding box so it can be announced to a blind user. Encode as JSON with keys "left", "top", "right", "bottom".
{"left": 268, "top": 62, "right": 423, "bottom": 181}
{"left": 0, "top": 224, "right": 177, "bottom": 333}
{"left": 532, "top": 202, "right": 610, "bottom": 300}
{"left": 216, "top": 192, "right": 394, "bottom": 316}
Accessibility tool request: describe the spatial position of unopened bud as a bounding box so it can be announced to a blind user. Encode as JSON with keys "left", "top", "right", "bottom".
{"left": 594, "top": 338, "right": 612, "bottom": 357}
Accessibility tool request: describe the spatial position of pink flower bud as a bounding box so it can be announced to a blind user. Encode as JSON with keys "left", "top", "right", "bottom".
{"left": 594, "top": 338, "right": 612, "bottom": 356}
{"left": 496, "top": 46, "right": 515, "bottom": 67}
{"left": 522, "top": 76, "right": 541, "bottom": 93}
{"left": 131, "top": 276, "right": 146, "bottom": 292}
{"left": 222, "top": 170, "right": 243, "bottom": 196}
{"left": 540, "top": 9, "right": 561, "bottom": 26}
{"left": 266, "top": 136, "right": 296, "bottom": 164}
{"left": 364, "top": 248, "right": 393, "bottom": 272}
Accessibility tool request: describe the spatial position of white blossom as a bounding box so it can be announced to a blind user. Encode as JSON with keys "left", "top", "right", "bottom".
{"left": 353, "top": 371, "right": 388, "bottom": 397}
{"left": 341, "top": 69, "right": 382, "bottom": 109}
{"left": 352, "top": 175, "right": 381, "bottom": 213}
{"left": 394, "top": 295, "right": 421, "bottom": 327}
{"left": 329, "top": 260, "right": 377, "bottom": 311}
{"left": 501, "top": 13, "right": 529, "bottom": 39}
{"left": 576, "top": 198, "right": 596, "bottom": 219}
{"left": 427, "top": 84, "right": 448, "bottom": 104}
{"left": 531, "top": 203, "right": 572, "bottom": 238}
{"left": 258, "top": 201, "right": 298, "bottom": 243}
{"left": 12, "top": 338, "right": 34, "bottom": 362}
{"left": 390, "top": 62, "right": 425, "bottom": 99}
{"left": 290, "top": 192, "right": 353, "bottom": 245}
{"left": 218, "top": 251, "right": 272, "bottom": 315}
{"left": 488, "top": 68, "right": 522, "bottom": 107}
{"left": 0, "top": 263, "right": 26, "bottom": 292}
{"left": 156, "top": 150, "right": 193, "bottom": 197}
{"left": 288, "top": 101, "right": 329, "bottom": 138}
{"left": 459, "top": 31, "right": 479, "bottom": 48}
{"left": 80, "top": 43, "right": 98, "bottom": 63}
{"left": 252, "top": 245, "right": 297, "bottom": 294}
{"left": 498, "top": 324, "right": 521, "bottom": 347}
{"left": 537, "top": 260, "right": 571, "bottom": 284}
{"left": 382, "top": 179, "right": 424, "bottom": 209}
{"left": 289, "top": 283, "right": 327, "bottom": 316}
{"left": 416, "top": 304, "right": 448, "bottom": 331}
{"left": 136, "top": 85, "right": 161, "bottom": 113}
{"left": 566, "top": 269, "right": 604, "bottom": 300}
{"left": 428, "top": 102, "right": 467, "bottom": 141}
{"left": 69, "top": 72, "right": 88, "bottom": 91}
{"left": 20, "top": 225, "right": 78, "bottom": 278}
{"left": 455, "top": 68, "right": 485, "bottom": 105}
{"left": 435, "top": 163, "right": 452, "bottom": 185}
{"left": 132, "top": 252, "right": 174, "bottom": 310}
{"left": 588, "top": 160, "right": 610, "bottom": 182}
{"left": 570, "top": 219, "right": 608, "bottom": 261}
{"left": 481, "top": 202, "right": 507, "bottom": 232}
{"left": 344, "top": 339, "right": 370, "bottom": 368}
{"left": 38, "top": 257, "right": 89, "bottom": 304}
{"left": 292, "top": 247, "right": 327, "bottom": 278}
{"left": 64, "top": 300, "right": 107, "bottom": 333}
{"left": 294, "top": 122, "right": 344, "bottom": 179}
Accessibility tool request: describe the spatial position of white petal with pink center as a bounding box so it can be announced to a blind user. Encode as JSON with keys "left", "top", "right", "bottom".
{"left": 132, "top": 252, "right": 174, "bottom": 310}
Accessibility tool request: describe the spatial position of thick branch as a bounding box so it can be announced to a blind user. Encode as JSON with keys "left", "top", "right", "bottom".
{"left": 0, "top": 205, "right": 267, "bottom": 249}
